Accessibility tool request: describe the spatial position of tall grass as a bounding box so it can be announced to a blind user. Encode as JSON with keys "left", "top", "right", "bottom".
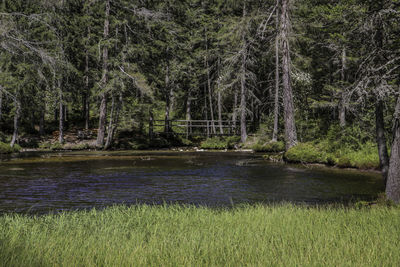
{"left": 1, "top": 204, "right": 399, "bottom": 266}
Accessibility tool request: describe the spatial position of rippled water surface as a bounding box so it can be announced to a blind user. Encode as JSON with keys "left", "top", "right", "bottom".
{"left": 0, "top": 151, "right": 383, "bottom": 213}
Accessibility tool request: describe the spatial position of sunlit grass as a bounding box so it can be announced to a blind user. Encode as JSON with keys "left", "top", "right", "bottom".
{"left": 0, "top": 204, "right": 399, "bottom": 266}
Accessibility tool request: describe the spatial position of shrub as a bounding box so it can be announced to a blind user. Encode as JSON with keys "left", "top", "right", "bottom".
{"left": 284, "top": 142, "right": 328, "bottom": 164}
{"left": 0, "top": 142, "right": 21, "bottom": 154}
{"left": 179, "top": 138, "right": 193, "bottom": 147}
{"left": 225, "top": 136, "right": 241, "bottom": 149}
{"left": 68, "top": 143, "right": 90, "bottom": 151}
{"left": 39, "top": 142, "right": 51, "bottom": 150}
{"left": 50, "top": 142, "right": 64, "bottom": 151}
{"left": 335, "top": 142, "right": 380, "bottom": 170}
{"left": 283, "top": 141, "right": 380, "bottom": 170}
{"left": 199, "top": 136, "right": 240, "bottom": 150}
{"left": 200, "top": 137, "right": 227, "bottom": 150}
{"left": 252, "top": 141, "right": 285, "bottom": 153}
{"left": 129, "top": 141, "right": 150, "bottom": 150}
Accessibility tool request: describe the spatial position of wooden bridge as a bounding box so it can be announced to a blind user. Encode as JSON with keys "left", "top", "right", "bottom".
{"left": 149, "top": 119, "right": 241, "bottom": 138}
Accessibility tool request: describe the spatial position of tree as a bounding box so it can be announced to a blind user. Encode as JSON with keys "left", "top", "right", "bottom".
{"left": 280, "top": 0, "right": 297, "bottom": 149}
{"left": 96, "top": 0, "right": 110, "bottom": 147}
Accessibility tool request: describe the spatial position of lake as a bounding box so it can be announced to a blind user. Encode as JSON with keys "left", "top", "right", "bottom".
{"left": 0, "top": 151, "right": 383, "bottom": 213}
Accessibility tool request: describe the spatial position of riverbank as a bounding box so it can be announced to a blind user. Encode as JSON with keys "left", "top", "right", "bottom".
{"left": 0, "top": 204, "right": 399, "bottom": 266}
{"left": 1, "top": 129, "right": 383, "bottom": 173}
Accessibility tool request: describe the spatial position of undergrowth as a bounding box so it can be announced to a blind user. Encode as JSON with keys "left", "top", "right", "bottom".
{"left": 0, "top": 142, "right": 21, "bottom": 154}
{"left": 200, "top": 136, "right": 240, "bottom": 150}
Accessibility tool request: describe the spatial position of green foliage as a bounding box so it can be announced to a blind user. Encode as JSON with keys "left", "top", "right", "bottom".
{"left": 252, "top": 141, "right": 285, "bottom": 153}
{"left": 225, "top": 136, "right": 241, "bottom": 149}
{"left": 200, "top": 137, "right": 226, "bottom": 150}
{"left": 38, "top": 142, "right": 51, "bottom": 150}
{"left": 200, "top": 136, "right": 240, "bottom": 150}
{"left": 50, "top": 142, "right": 64, "bottom": 151}
{"left": 0, "top": 205, "right": 399, "bottom": 266}
{"left": 128, "top": 141, "right": 150, "bottom": 150}
{"left": 334, "top": 142, "right": 380, "bottom": 170}
{"left": 0, "top": 142, "right": 21, "bottom": 154}
{"left": 285, "top": 142, "right": 329, "bottom": 164}
{"left": 64, "top": 143, "right": 91, "bottom": 151}
{"left": 284, "top": 140, "right": 380, "bottom": 170}
{"left": 326, "top": 124, "right": 374, "bottom": 152}
{"left": 179, "top": 138, "right": 193, "bottom": 147}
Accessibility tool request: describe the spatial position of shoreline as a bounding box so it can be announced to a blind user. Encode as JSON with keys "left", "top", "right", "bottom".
{"left": 2, "top": 147, "right": 382, "bottom": 175}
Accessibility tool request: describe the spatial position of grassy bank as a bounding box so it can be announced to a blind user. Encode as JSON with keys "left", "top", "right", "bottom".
{"left": 1, "top": 204, "right": 399, "bottom": 266}
{"left": 284, "top": 141, "right": 380, "bottom": 170}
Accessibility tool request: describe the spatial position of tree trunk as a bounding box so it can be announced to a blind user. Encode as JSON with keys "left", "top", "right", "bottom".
{"left": 339, "top": 94, "right": 346, "bottom": 128}
{"left": 59, "top": 79, "right": 64, "bottom": 144}
{"left": 240, "top": 48, "right": 247, "bottom": 143}
{"left": 105, "top": 93, "right": 122, "bottom": 150}
{"left": 54, "top": 99, "right": 58, "bottom": 123}
{"left": 104, "top": 95, "right": 115, "bottom": 150}
{"left": 339, "top": 47, "right": 347, "bottom": 128}
{"left": 97, "top": 95, "right": 107, "bottom": 147}
{"left": 204, "top": 30, "right": 216, "bottom": 135}
{"left": 204, "top": 83, "right": 209, "bottom": 136}
{"left": 218, "top": 90, "right": 223, "bottom": 135}
{"left": 272, "top": 3, "right": 280, "bottom": 142}
{"left": 39, "top": 108, "right": 45, "bottom": 136}
{"left": 386, "top": 94, "right": 400, "bottom": 203}
{"left": 207, "top": 57, "right": 216, "bottom": 135}
{"left": 376, "top": 99, "right": 389, "bottom": 185}
{"left": 84, "top": 25, "right": 90, "bottom": 130}
{"left": 96, "top": 0, "right": 110, "bottom": 147}
{"left": 232, "top": 89, "right": 238, "bottom": 134}
{"left": 281, "top": 0, "right": 297, "bottom": 150}
{"left": 0, "top": 86, "right": 2, "bottom": 121}
{"left": 186, "top": 89, "right": 192, "bottom": 138}
{"left": 164, "top": 63, "right": 171, "bottom": 134}
{"left": 10, "top": 99, "right": 20, "bottom": 148}
{"left": 239, "top": 1, "right": 248, "bottom": 143}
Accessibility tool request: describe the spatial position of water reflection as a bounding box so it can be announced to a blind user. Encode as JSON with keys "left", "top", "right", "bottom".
{"left": 0, "top": 151, "right": 383, "bottom": 213}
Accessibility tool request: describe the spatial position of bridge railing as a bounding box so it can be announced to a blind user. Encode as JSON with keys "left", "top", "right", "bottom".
{"left": 149, "top": 119, "right": 241, "bottom": 138}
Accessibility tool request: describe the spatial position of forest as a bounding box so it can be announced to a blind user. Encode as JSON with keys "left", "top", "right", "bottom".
{"left": 0, "top": 0, "right": 400, "bottom": 203}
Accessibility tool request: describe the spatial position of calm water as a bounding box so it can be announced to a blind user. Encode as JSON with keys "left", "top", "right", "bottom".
{"left": 0, "top": 151, "right": 383, "bottom": 213}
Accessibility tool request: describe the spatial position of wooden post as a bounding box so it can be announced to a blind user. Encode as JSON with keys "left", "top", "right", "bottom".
{"left": 207, "top": 120, "right": 210, "bottom": 138}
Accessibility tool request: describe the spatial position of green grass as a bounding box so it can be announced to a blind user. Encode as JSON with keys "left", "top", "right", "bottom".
{"left": 1, "top": 204, "right": 399, "bottom": 266}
